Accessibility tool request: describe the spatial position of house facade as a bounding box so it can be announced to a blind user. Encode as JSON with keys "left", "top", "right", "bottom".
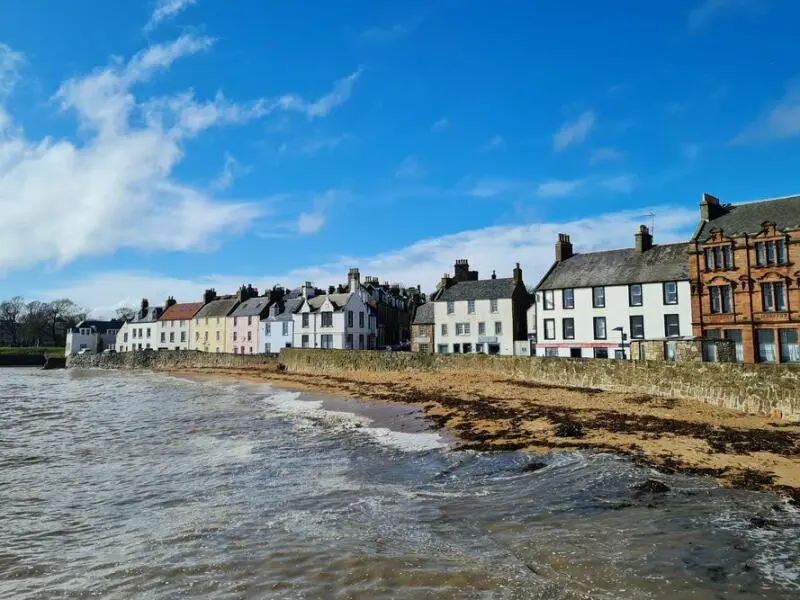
{"left": 66, "top": 320, "right": 122, "bottom": 355}
{"left": 433, "top": 260, "right": 530, "bottom": 356}
{"left": 190, "top": 291, "right": 240, "bottom": 353}
{"left": 411, "top": 302, "right": 435, "bottom": 353}
{"left": 690, "top": 193, "right": 800, "bottom": 363}
{"left": 535, "top": 228, "right": 692, "bottom": 359}
{"left": 227, "top": 286, "right": 270, "bottom": 355}
{"left": 157, "top": 298, "right": 203, "bottom": 351}
{"left": 116, "top": 300, "right": 164, "bottom": 352}
{"left": 261, "top": 291, "right": 304, "bottom": 353}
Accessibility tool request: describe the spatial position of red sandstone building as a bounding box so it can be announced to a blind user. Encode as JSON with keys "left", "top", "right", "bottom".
{"left": 690, "top": 193, "right": 800, "bottom": 363}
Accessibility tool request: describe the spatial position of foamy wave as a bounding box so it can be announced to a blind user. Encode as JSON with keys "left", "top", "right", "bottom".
{"left": 188, "top": 435, "right": 256, "bottom": 465}
{"left": 260, "top": 387, "right": 447, "bottom": 452}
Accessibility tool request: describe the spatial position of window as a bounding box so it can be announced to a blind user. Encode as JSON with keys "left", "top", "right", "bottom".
{"left": 543, "top": 291, "right": 554, "bottom": 310}
{"left": 321, "top": 312, "right": 333, "bottom": 328}
{"left": 562, "top": 318, "right": 574, "bottom": 340}
{"left": 762, "top": 282, "right": 787, "bottom": 312}
{"left": 663, "top": 281, "right": 678, "bottom": 305}
{"left": 490, "top": 299, "right": 498, "bottom": 313}
{"left": 233, "top": 317, "right": 238, "bottom": 327}
{"left": 169, "top": 332, "right": 175, "bottom": 343}
{"left": 132, "top": 329, "right": 137, "bottom": 339}
{"left": 593, "top": 348, "right": 609, "bottom": 359}
{"left": 282, "top": 322, "right": 289, "bottom": 336}
{"left": 346, "top": 334, "right": 353, "bottom": 349}
{"left": 437, "top": 344, "right": 449, "bottom": 354}
{"left": 723, "top": 246, "right": 733, "bottom": 269}
{"left": 216, "top": 317, "right": 220, "bottom": 325}
{"left": 124, "top": 333, "right": 128, "bottom": 342}
{"left": 348, "top": 311, "right": 354, "bottom": 327}
{"left": 180, "top": 332, "right": 186, "bottom": 342}
{"left": 204, "top": 331, "right": 208, "bottom": 341}
{"left": 463, "top": 343, "right": 472, "bottom": 353}
{"left": 724, "top": 329, "right": 744, "bottom": 363}
{"left": 709, "top": 286, "right": 733, "bottom": 314}
{"left": 447, "top": 301, "right": 455, "bottom": 314}
{"left": 494, "top": 321, "right": 503, "bottom": 335}
{"left": 478, "top": 322, "right": 486, "bottom": 335}
{"left": 146, "top": 328, "right": 150, "bottom": 338}
{"left": 778, "top": 239, "right": 788, "bottom": 264}
{"left": 779, "top": 330, "right": 800, "bottom": 363}
{"left": 570, "top": 348, "right": 582, "bottom": 358}
{"left": 359, "top": 312, "right": 365, "bottom": 328}
{"left": 562, "top": 288, "right": 574, "bottom": 309}
{"left": 756, "top": 240, "right": 788, "bottom": 267}
{"left": 593, "top": 317, "right": 606, "bottom": 339}
{"left": 359, "top": 333, "right": 365, "bottom": 349}
{"left": 592, "top": 287, "right": 605, "bottom": 308}
{"left": 455, "top": 322, "right": 471, "bottom": 336}
{"left": 544, "top": 319, "right": 556, "bottom": 340}
{"left": 302, "top": 313, "right": 309, "bottom": 328}
{"left": 545, "top": 347, "right": 559, "bottom": 357}
{"left": 265, "top": 323, "right": 271, "bottom": 335}
{"left": 247, "top": 316, "right": 252, "bottom": 326}
{"left": 628, "top": 284, "right": 643, "bottom": 307}
{"left": 453, "top": 344, "right": 461, "bottom": 354}
{"left": 630, "top": 316, "right": 644, "bottom": 339}
{"left": 664, "top": 314, "right": 680, "bottom": 338}
{"left": 467, "top": 300, "right": 476, "bottom": 314}
{"left": 321, "top": 334, "right": 333, "bottom": 349}
{"left": 145, "top": 343, "right": 150, "bottom": 349}
{"left": 249, "top": 347, "right": 254, "bottom": 354}
{"left": 233, "top": 347, "right": 238, "bottom": 354}
{"left": 216, "top": 331, "right": 220, "bottom": 341}
{"left": 233, "top": 331, "right": 237, "bottom": 341}
{"left": 441, "top": 324, "right": 448, "bottom": 336}
{"left": 247, "top": 331, "right": 252, "bottom": 341}
{"left": 475, "top": 343, "right": 484, "bottom": 353}
{"left": 265, "top": 343, "right": 272, "bottom": 353}
{"left": 419, "top": 344, "right": 429, "bottom": 353}
{"left": 757, "top": 329, "right": 776, "bottom": 363}
{"left": 215, "top": 347, "right": 219, "bottom": 353}
{"left": 301, "top": 335, "right": 309, "bottom": 348}
{"left": 196, "top": 332, "right": 200, "bottom": 341}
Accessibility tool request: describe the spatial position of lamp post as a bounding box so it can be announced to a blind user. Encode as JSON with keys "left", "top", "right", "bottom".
{"left": 612, "top": 326, "right": 626, "bottom": 360}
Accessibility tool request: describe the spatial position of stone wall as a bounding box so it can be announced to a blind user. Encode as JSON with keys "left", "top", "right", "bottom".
{"left": 279, "top": 348, "right": 800, "bottom": 420}
{"left": 0, "top": 354, "right": 47, "bottom": 367}
{"left": 67, "top": 350, "right": 279, "bottom": 370}
{"left": 630, "top": 338, "right": 737, "bottom": 363}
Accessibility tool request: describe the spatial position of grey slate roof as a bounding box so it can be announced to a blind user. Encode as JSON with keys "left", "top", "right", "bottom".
{"left": 130, "top": 307, "right": 163, "bottom": 324}
{"left": 229, "top": 297, "right": 271, "bottom": 318}
{"left": 73, "top": 319, "right": 123, "bottom": 333}
{"left": 537, "top": 243, "right": 689, "bottom": 291}
{"left": 412, "top": 303, "right": 434, "bottom": 324}
{"left": 266, "top": 297, "right": 304, "bottom": 322}
{"left": 195, "top": 297, "right": 240, "bottom": 319}
{"left": 306, "top": 293, "right": 352, "bottom": 312}
{"left": 696, "top": 195, "right": 800, "bottom": 239}
{"left": 435, "top": 278, "right": 517, "bottom": 302}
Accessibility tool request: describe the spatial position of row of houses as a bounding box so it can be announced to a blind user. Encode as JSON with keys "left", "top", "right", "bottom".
{"left": 68, "top": 192, "right": 800, "bottom": 364}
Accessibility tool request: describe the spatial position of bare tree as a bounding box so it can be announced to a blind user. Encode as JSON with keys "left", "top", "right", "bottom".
{"left": 115, "top": 306, "right": 137, "bottom": 321}
{"left": 45, "top": 299, "right": 85, "bottom": 346}
{"left": 22, "top": 301, "right": 50, "bottom": 346}
{"left": 0, "top": 296, "right": 25, "bottom": 346}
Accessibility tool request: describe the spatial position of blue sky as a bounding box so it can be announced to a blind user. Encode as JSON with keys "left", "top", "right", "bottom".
{"left": 1, "top": 0, "right": 799, "bottom": 313}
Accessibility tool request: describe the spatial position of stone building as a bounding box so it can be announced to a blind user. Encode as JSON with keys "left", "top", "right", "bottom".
{"left": 411, "top": 302, "right": 434, "bottom": 354}
{"left": 689, "top": 193, "right": 800, "bottom": 363}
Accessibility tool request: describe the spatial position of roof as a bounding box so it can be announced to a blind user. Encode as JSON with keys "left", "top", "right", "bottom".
{"left": 74, "top": 319, "right": 123, "bottom": 333}
{"left": 306, "top": 293, "right": 352, "bottom": 312}
{"left": 537, "top": 243, "right": 689, "bottom": 290}
{"left": 696, "top": 195, "right": 800, "bottom": 239}
{"left": 230, "top": 297, "right": 271, "bottom": 318}
{"left": 195, "top": 297, "right": 240, "bottom": 319}
{"left": 413, "top": 303, "right": 434, "bottom": 324}
{"left": 160, "top": 302, "right": 204, "bottom": 321}
{"left": 266, "top": 297, "right": 304, "bottom": 322}
{"left": 130, "top": 306, "right": 163, "bottom": 324}
{"left": 436, "top": 278, "right": 517, "bottom": 302}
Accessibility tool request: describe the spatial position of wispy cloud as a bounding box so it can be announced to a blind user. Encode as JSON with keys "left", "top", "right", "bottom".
{"left": 296, "top": 134, "right": 350, "bottom": 156}
{"left": 395, "top": 155, "right": 427, "bottom": 179}
{"left": 688, "top": 0, "right": 761, "bottom": 30}
{"left": 733, "top": 85, "right": 800, "bottom": 144}
{"left": 467, "top": 177, "right": 524, "bottom": 198}
{"left": 481, "top": 135, "right": 506, "bottom": 152}
{"left": 294, "top": 188, "right": 350, "bottom": 235}
{"left": 589, "top": 147, "right": 622, "bottom": 165}
{"left": 536, "top": 179, "right": 583, "bottom": 198}
{"left": 432, "top": 117, "right": 448, "bottom": 132}
{"left": 296, "top": 212, "right": 326, "bottom": 235}
{"left": 600, "top": 175, "right": 636, "bottom": 194}
{"left": 145, "top": 0, "right": 197, "bottom": 32}
{"left": 361, "top": 23, "right": 410, "bottom": 43}
{"left": 278, "top": 69, "right": 363, "bottom": 119}
{"left": 211, "top": 154, "right": 251, "bottom": 191}
{"left": 553, "top": 111, "right": 595, "bottom": 151}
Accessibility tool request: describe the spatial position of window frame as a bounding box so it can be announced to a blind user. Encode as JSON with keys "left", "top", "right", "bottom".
{"left": 663, "top": 281, "right": 678, "bottom": 305}
{"left": 664, "top": 314, "right": 681, "bottom": 338}
{"left": 494, "top": 321, "right": 503, "bottom": 335}
{"left": 629, "top": 315, "right": 644, "bottom": 340}
{"left": 490, "top": 299, "right": 499, "bottom": 313}
{"left": 447, "top": 301, "right": 455, "bottom": 315}
{"left": 543, "top": 291, "right": 554, "bottom": 311}
{"left": 593, "top": 316, "right": 607, "bottom": 340}
{"left": 592, "top": 286, "right": 605, "bottom": 308}
{"left": 543, "top": 318, "right": 556, "bottom": 340}
{"left": 562, "top": 288, "right": 575, "bottom": 309}
{"left": 628, "top": 284, "right": 643, "bottom": 307}
{"left": 562, "top": 317, "right": 575, "bottom": 340}
{"left": 467, "top": 300, "right": 476, "bottom": 314}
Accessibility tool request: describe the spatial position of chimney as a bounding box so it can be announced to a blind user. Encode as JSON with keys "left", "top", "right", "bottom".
{"left": 302, "top": 281, "right": 315, "bottom": 299}
{"left": 513, "top": 263, "right": 523, "bottom": 284}
{"left": 555, "top": 233, "right": 573, "bottom": 263}
{"left": 700, "top": 192, "right": 726, "bottom": 221}
{"left": 348, "top": 268, "right": 361, "bottom": 292}
{"left": 203, "top": 288, "right": 217, "bottom": 304}
{"left": 237, "top": 284, "right": 258, "bottom": 302}
{"left": 164, "top": 296, "right": 177, "bottom": 309}
{"left": 491, "top": 270, "right": 497, "bottom": 280}
{"left": 635, "top": 225, "right": 653, "bottom": 253}
{"left": 453, "top": 259, "right": 470, "bottom": 282}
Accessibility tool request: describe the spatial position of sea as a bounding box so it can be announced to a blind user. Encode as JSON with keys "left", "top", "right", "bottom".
{"left": 1, "top": 368, "right": 799, "bottom": 599}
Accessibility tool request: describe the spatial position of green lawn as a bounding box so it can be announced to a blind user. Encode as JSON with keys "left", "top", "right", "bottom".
{"left": 0, "top": 347, "right": 65, "bottom": 356}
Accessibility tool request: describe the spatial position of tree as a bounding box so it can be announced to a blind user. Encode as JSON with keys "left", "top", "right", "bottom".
{"left": 115, "top": 306, "right": 136, "bottom": 321}
{"left": 0, "top": 296, "right": 25, "bottom": 346}
{"left": 21, "top": 300, "right": 49, "bottom": 346}
{"left": 45, "top": 299, "right": 85, "bottom": 346}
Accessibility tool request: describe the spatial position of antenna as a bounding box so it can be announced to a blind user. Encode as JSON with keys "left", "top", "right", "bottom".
{"left": 646, "top": 211, "right": 656, "bottom": 236}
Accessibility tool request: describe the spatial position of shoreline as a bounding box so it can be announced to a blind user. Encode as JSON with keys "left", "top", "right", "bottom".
{"left": 157, "top": 366, "right": 800, "bottom": 502}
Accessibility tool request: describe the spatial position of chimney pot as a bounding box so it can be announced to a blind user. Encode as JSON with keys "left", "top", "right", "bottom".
{"left": 555, "top": 233, "right": 573, "bottom": 263}
{"left": 635, "top": 225, "right": 653, "bottom": 253}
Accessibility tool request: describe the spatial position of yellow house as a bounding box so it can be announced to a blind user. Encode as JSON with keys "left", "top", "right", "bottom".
{"left": 190, "top": 296, "right": 240, "bottom": 353}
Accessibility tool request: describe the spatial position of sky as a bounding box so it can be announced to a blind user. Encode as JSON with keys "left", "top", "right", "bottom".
{"left": 1, "top": 0, "right": 799, "bottom": 315}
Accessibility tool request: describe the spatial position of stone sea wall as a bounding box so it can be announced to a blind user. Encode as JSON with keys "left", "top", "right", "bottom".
{"left": 279, "top": 349, "right": 800, "bottom": 420}
{"left": 67, "top": 350, "right": 279, "bottom": 370}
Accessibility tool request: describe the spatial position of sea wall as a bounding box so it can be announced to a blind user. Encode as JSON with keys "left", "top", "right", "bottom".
{"left": 67, "top": 350, "right": 279, "bottom": 370}
{"left": 0, "top": 354, "right": 47, "bottom": 367}
{"left": 279, "top": 349, "right": 800, "bottom": 420}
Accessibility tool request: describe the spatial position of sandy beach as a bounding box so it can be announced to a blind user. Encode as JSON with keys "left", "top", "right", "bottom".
{"left": 162, "top": 365, "right": 800, "bottom": 502}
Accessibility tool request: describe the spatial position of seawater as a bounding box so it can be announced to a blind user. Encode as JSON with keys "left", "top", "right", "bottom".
{"left": 1, "top": 368, "right": 798, "bottom": 599}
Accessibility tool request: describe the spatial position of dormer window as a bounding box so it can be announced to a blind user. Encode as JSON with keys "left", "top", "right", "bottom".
{"left": 704, "top": 244, "right": 733, "bottom": 271}
{"left": 755, "top": 240, "right": 787, "bottom": 267}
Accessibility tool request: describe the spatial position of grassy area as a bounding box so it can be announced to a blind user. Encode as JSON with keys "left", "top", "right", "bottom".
{"left": 0, "top": 347, "right": 65, "bottom": 356}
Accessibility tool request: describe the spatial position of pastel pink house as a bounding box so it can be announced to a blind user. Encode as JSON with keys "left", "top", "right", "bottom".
{"left": 227, "top": 289, "right": 271, "bottom": 354}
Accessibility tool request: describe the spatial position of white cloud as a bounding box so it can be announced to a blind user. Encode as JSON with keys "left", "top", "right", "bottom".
{"left": 145, "top": 0, "right": 198, "bottom": 32}
{"left": 0, "top": 37, "right": 361, "bottom": 274}
{"left": 553, "top": 111, "right": 595, "bottom": 151}
{"left": 297, "top": 212, "right": 326, "bottom": 235}
{"left": 688, "top": 0, "right": 760, "bottom": 29}
{"left": 211, "top": 153, "right": 251, "bottom": 191}
{"left": 432, "top": 117, "right": 448, "bottom": 132}
{"left": 600, "top": 175, "right": 636, "bottom": 194}
{"left": 536, "top": 179, "right": 583, "bottom": 198}
{"left": 279, "top": 69, "right": 362, "bottom": 120}
{"left": 42, "top": 205, "right": 699, "bottom": 316}
{"left": 733, "top": 85, "right": 800, "bottom": 144}
{"left": 589, "top": 147, "right": 622, "bottom": 165}
{"left": 0, "top": 43, "right": 24, "bottom": 97}
{"left": 467, "top": 177, "right": 523, "bottom": 198}
{"left": 292, "top": 188, "right": 350, "bottom": 236}
{"left": 395, "top": 155, "right": 426, "bottom": 179}
{"left": 482, "top": 135, "right": 506, "bottom": 152}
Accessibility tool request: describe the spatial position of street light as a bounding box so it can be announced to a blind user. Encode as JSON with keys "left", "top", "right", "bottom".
{"left": 612, "top": 326, "right": 626, "bottom": 360}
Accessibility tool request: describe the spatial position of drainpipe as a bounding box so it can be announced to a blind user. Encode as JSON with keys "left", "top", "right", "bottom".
{"left": 744, "top": 233, "right": 755, "bottom": 362}
{"left": 694, "top": 239, "right": 704, "bottom": 337}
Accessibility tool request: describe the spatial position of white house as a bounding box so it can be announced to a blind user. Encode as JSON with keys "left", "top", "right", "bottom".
{"left": 157, "top": 298, "right": 204, "bottom": 351}
{"left": 534, "top": 227, "right": 692, "bottom": 359}
{"left": 292, "top": 270, "right": 376, "bottom": 349}
{"left": 65, "top": 320, "right": 123, "bottom": 356}
{"left": 433, "top": 260, "right": 531, "bottom": 356}
{"left": 261, "top": 292, "right": 304, "bottom": 353}
{"left": 115, "top": 300, "right": 164, "bottom": 352}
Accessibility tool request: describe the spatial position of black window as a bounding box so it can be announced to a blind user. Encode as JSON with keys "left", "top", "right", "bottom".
{"left": 562, "top": 288, "right": 574, "bottom": 309}
{"left": 592, "top": 287, "right": 605, "bottom": 308}
{"left": 593, "top": 348, "right": 609, "bottom": 359}
{"left": 628, "top": 284, "right": 643, "bottom": 307}
{"left": 664, "top": 314, "right": 680, "bottom": 337}
{"left": 629, "top": 316, "right": 644, "bottom": 339}
{"left": 562, "top": 318, "right": 575, "bottom": 340}
{"left": 593, "top": 317, "right": 606, "bottom": 339}
{"left": 359, "top": 312, "right": 365, "bottom": 328}
{"left": 544, "top": 319, "right": 555, "bottom": 340}
{"left": 663, "top": 281, "right": 678, "bottom": 305}
{"left": 302, "top": 313, "right": 309, "bottom": 328}
{"left": 543, "top": 291, "right": 554, "bottom": 310}
{"left": 570, "top": 347, "right": 582, "bottom": 358}
{"left": 321, "top": 312, "right": 333, "bottom": 327}
{"left": 347, "top": 311, "right": 353, "bottom": 327}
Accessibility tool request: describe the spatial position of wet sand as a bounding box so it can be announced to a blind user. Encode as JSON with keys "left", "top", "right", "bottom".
{"left": 163, "top": 366, "right": 800, "bottom": 502}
